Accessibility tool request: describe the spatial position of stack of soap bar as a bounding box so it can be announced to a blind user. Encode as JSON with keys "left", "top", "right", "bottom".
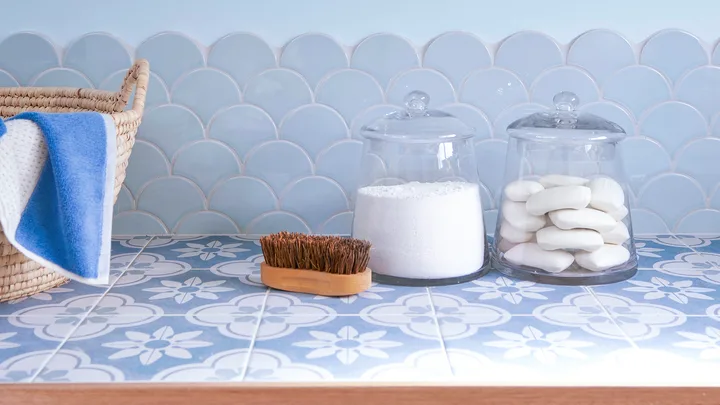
{"left": 497, "top": 175, "right": 631, "bottom": 274}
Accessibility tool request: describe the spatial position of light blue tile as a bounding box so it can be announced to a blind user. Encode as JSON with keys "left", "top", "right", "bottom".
{"left": 618, "top": 137, "right": 671, "bottom": 194}
{"left": 672, "top": 234, "right": 720, "bottom": 253}
{"left": 99, "top": 70, "right": 170, "bottom": 110}
{"left": 112, "top": 211, "right": 169, "bottom": 236}
{"left": 280, "top": 177, "right": 349, "bottom": 232}
{"left": 135, "top": 236, "right": 258, "bottom": 270}
{"left": 349, "top": 104, "right": 398, "bottom": 139}
{"left": 122, "top": 140, "right": 171, "bottom": 197}
{"left": 280, "top": 33, "right": 348, "bottom": 89}
{"left": 114, "top": 185, "right": 135, "bottom": 214}
{"left": 174, "top": 211, "right": 240, "bottom": 234}
{"left": 0, "top": 70, "right": 18, "bottom": 87}
{"left": 209, "top": 32, "right": 276, "bottom": 87}
{"left": 63, "top": 33, "right": 131, "bottom": 86}
{"left": 208, "top": 176, "right": 278, "bottom": 231}
{"left": 245, "top": 211, "right": 312, "bottom": 234}
{"left": 602, "top": 66, "right": 672, "bottom": 118}
{"left": 676, "top": 210, "right": 720, "bottom": 234}
{"left": 637, "top": 174, "right": 705, "bottom": 228}
{"left": 484, "top": 209, "right": 498, "bottom": 234}
{"left": 631, "top": 209, "right": 670, "bottom": 235}
{"left": 136, "top": 177, "right": 206, "bottom": 231}
{"left": 675, "top": 138, "right": 720, "bottom": 195}
{"left": 136, "top": 32, "right": 205, "bottom": 87}
{"left": 0, "top": 317, "right": 66, "bottom": 382}
{"left": 431, "top": 274, "right": 587, "bottom": 315}
{"left": 640, "top": 29, "right": 707, "bottom": 83}
{"left": 423, "top": 32, "right": 491, "bottom": 88}
{"left": 592, "top": 270, "right": 717, "bottom": 315}
{"left": 279, "top": 104, "right": 349, "bottom": 158}
{"left": 492, "top": 103, "right": 548, "bottom": 139}
{"left": 315, "top": 140, "right": 363, "bottom": 195}
{"left": 244, "top": 69, "right": 313, "bottom": 124}
{"left": 495, "top": 31, "right": 563, "bottom": 86}
{"left": 31, "top": 68, "right": 92, "bottom": 88}
{"left": 439, "top": 104, "right": 492, "bottom": 140}
{"left": 0, "top": 32, "right": 59, "bottom": 85}
{"left": 319, "top": 211, "right": 353, "bottom": 234}
{"left": 59, "top": 316, "right": 253, "bottom": 381}
{"left": 315, "top": 69, "right": 384, "bottom": 125}
{"left": 207, "top": 105, "right": 277, "bottom": 162}
{"left": 137, "top": 105, "right": 204, "bottom": 160}
{"left": 386, "top": 69, "right": 455, "bottom": 108}
{"left": 474, "top": 139, "right": 508, "bottom": 200}
{"left": 244, "top": 140, "right": 313, "bottom": 194}
{"left": 530, "top": 66, "right": 600, "bottom": 107}
{"left": 638, "top": 101, "right": 707, "bottom": 155}
{"left": 579, "top": 101, "right": 635, "bottom": 136}
{"left": 172, "top": 141, "right": 241, "bottom": 195}
{"left": 109, "top": 270, "right": 265, "bottom": 315}
{"left": 350, "top": 34, "right": 419, "bottom": 88}
{"left": 676, "top": 66, "right": 720, "bottom": 120}
{"left": 172, "top": 68, "right": 241, "bottom": 124}
{"left": 251, "top": 315, "right": 443, "bottom": 381}
{"left": 0, "top": 279, "right": 107, "bottom": 316}
{"left": 567, "top": 29, "right": 635, "bottom": 85}
{"left": 459, "top": 68, "right": 528, "bottom": 122}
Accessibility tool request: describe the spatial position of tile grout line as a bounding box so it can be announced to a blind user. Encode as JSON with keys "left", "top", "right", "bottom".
{"left": 240, "top": 287, "right": 270, "bottom": 381}
{"left": 28, "top": 236, "right": 156, "bottom": 382}
{"left": 425, "top": 287, "right": 454, "bottom": 377}
{"left": 585, "top": 286, "right": 639, "bottom": 349}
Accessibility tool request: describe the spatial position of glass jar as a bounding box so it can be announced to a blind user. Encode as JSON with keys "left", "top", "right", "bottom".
{"left": 492, "top": 91, "right": 637, "bottom": 285}
{"left": 352, "top": 90, "right": 489, "bottom": 286}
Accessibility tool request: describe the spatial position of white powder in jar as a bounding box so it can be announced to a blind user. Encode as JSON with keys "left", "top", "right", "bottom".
{"left": 352, "top": 181, "right": 485, "bottom": 280}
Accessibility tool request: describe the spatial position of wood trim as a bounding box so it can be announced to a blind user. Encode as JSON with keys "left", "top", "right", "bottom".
{"left": 4, "top": 384, "right": 720, "bottom": 405}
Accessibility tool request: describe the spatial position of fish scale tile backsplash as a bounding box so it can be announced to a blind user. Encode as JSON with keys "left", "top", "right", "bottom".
{"left": 2, "top": 29, "right": 720, "bottom": 235}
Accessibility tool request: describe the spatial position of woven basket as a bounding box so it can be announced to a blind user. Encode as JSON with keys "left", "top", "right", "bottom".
{"left": 0, "top": 59, "right": 150, "bottom": 303}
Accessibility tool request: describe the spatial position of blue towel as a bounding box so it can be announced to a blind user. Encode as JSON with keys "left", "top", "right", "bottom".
{"left": 0, "top": 112, "right": 116, "bottom": 284}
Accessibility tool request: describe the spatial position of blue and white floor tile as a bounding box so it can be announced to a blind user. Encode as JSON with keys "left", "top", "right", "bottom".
{"left": 109, "top": 270, "right": 266, "bottom": 315}
{"left": 634, "top": 235, "right": 694, "bottom": 269}
{"left": 57, "top": 315, "right": 255, "bottom": 381}
{"left": 431, "top": 273, "right": 588, "bottom": 315}
{"left": 250, "top": 315, "right": 445, "bottom": 381}
{"left": 0, "top": 317, "right": 66, "bottom": 382}
{"left": 672, "top": 234, "right": 720, "bottom": 253}
{"left": 136, "top": 236, "right": 262, "bottom": 269}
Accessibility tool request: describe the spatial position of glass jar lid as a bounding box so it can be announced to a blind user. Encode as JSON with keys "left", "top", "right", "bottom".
{"left": 360, "top": 90, "right": 475, "bottom": 142}
{"left": 507, "top": 91, "right": 626, "bottom": 142}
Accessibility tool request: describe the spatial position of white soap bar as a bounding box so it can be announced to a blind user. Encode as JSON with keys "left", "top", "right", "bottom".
{"left": 502, "top": 200, "right": 546, "bottom": 231}
{"left": 536, "top": 226, "right": 604, "bottom": 252}
{"left": 575, "top": 244, "right": 631, "bottom": 271}
{"left": 588, "top": 177, "right": 625, "bottom": 212}
{"left": 525, "top": 186, "right": 592, "bottom": 216}
{"left": 548, "top": 208, "right": 617, "bottom": 233}
{"left": 607, "top": 205, "right": 629, "bottom": 221}
{"left": 504, "top": 243, "right": 574, "bottom": 273}
{"left": 539, "top": 174, "right": 589, "bottom": 188}
{"left": 500, "top": 221, "right": 533, "bottom": 243}
{"left": 504, "top": 180, "right": 544, "bottom": 202}
{"left": 497, "top": 238, "right": 517, "bottom": 253}
{"left": 602, "top": 221, "right": 630, "bottom": 245}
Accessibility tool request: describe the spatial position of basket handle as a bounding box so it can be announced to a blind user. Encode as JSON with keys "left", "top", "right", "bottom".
{"left": 114, "top": 59, "right": 150, "bottom": 115}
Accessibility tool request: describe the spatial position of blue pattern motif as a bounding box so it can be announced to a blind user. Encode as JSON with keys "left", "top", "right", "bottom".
{"left": 1, "top": 234, "right": 720, "bottom": 384}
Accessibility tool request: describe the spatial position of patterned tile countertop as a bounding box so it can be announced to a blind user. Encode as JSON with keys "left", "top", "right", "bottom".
{"left": 1, "top": 235, "right": 720, "bottom": 385}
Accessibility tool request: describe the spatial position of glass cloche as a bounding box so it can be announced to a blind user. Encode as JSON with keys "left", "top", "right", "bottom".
{"left": 352, "top": 91, "right": 489, "bottom": 286}
{"left": 492, "top": 91, "right": 637, "bottom": 285}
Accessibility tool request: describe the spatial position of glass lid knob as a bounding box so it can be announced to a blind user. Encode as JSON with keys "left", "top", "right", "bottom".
{"left": 553, "top": 91, "right": 579, "bottom": 112}
{"left": 404, "top": 90, "right": 430, "bottom": 116}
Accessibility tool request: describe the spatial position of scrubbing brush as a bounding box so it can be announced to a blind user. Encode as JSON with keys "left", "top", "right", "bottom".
{"left": 259, "top": 232, "right": 372, "bottom": 296}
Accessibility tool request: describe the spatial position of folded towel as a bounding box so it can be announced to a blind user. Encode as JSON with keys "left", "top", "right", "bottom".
{"left": 0, "top": 112, "right": 117, "bottom": 285}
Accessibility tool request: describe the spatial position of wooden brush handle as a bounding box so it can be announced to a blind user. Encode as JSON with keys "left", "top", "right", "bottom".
{"left": 260, "top": 263, "right": 372, "bottom": 296}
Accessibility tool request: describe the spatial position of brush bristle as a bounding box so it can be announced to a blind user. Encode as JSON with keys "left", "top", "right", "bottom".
{"left": 259, "top": 232, "right": 371, "bottom": 275}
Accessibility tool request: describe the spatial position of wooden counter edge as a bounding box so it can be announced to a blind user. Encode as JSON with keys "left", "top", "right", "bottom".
{"left": 4, "top": 383, "right": 720, "bottom": 405}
